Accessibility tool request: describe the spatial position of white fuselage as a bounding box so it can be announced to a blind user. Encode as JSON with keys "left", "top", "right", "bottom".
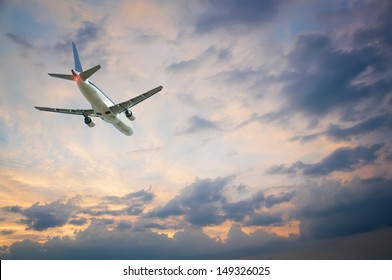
{"left": 76, "top": 79, "right": 134, "bottom": 135}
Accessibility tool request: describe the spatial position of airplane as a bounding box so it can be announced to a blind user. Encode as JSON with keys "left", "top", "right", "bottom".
{"left": 35, "top": 42, "right": 163, "bottom": 136}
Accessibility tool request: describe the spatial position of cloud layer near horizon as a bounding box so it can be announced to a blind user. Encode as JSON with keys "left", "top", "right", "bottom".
{"left": 1, "top": 0, "right": 392, "bottom": 259}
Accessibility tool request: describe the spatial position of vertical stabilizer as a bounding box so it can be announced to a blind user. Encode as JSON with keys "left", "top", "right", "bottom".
{"left": 72, "top": 42, "right": 83, "bottom": 72}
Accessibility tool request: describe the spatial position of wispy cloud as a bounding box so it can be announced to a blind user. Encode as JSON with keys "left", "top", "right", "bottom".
{"left": 6, "top": 33, "right": 34, "bottom": 49}
{"left": 268, "top": 143, "right": 385, "bottom": 176}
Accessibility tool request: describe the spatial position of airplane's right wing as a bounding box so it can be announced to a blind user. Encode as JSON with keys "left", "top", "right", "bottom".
{"left": 109, "top": 86, "right": 163, "bottom": 115}
{"left": 34, "top": 106, "right": 98, "bottom": 117}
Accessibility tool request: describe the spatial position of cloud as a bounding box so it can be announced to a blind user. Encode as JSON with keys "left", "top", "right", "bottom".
{"left": 83, "top": 189, "right": 156, "bottom": 216}
{"left": 264, "top": 192, "right": 295, "bottom": 208}
{"left": 3, "top": 199, "right": 79, "bottom": 231}
{"left": 353, "top": 1, "right": 392, "bottom": 51}
{"left": 293, "top": 177, "right": 392, "bottom": 239}
{"left": 195, "top": 0, "right": 282, "bottom": 33}
{"left": 178, "top": 116, "right": 220, "bottom": 134}
{"left": 78, "top": 204, "right": 143, "bottom": 217}
{"left": 6, "top": 33, "right": 34, "bottom": 49}
{"left": 166, "top": 46, "right": 229, "bottom": 73}
{"left": 291, "top": 114, "right": 392, "bottom": 142}
{"left": 268, "top": 143, "right": 384, "bottom": 176}
{"left": 115, "top": 220, "right": 133, "bottom": 231}
{"left": 265, "top": 31, "right": 392, "bottom": 123}
{"left": 2, "top": 0, "right": 392, "bottom": 261}
{"left": 148, "top": 177, "right": 230, "bottom": 226}
{"left": 0, "top": 229, "right": 15, "bottom": 235}
{"left": 68, "top": 217, "right": 87, "bottom": 226}
{"left": 103, "top": 189, "right": 155, "bottom": 204}
{"left": 148, "top": 176, "right": 293, "bottom": 226}
{"left": 55, "top": 21, "right": 101, "bottom": 52}
{"left": 0, "top": 220, "right": 287, "bottom": 259}
{"left": 244, "top": 212, "right": 284, "bottom": 226}
{"left": 325, "top": 114, "right": 392, "bottom": 140}
{"left": 1, "top": 189, "right": 154, "bottom": 231}
{"left": 1, "top": 176, "right": 392, "bottom": 259}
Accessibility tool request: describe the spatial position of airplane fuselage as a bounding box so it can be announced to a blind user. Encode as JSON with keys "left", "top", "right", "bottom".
{"left": 35, "top": 42, "right": 162, "bottom": 135}
{"left": 77, "top": 78, "right": 134, "bottom": 135}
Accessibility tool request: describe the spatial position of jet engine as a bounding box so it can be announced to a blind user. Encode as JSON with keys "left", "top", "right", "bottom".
{"left": 84, "top": 116, "right": 96, "bottom": 127}
{"left": 125, "top": 110, "right": 136, "bottom": 121}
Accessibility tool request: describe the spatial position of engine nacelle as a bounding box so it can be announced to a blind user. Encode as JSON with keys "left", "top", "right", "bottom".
{"left": 84, "top": 116, "right": 96, "bottom": 127}
{"left": 125, "top": 110, "right": 136, "bottom": 121}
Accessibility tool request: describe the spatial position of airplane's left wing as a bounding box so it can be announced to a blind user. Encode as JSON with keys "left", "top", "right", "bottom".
{"left": 35, "top": 106, "right": 98, "bottom": 117}
{"left": 109, "top": 86, "right": 163, "bottom": 115}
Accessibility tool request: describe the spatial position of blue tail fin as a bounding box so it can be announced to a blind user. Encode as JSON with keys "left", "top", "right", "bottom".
{"left": 72, "top": 42, "right": 83, "bottom": 72}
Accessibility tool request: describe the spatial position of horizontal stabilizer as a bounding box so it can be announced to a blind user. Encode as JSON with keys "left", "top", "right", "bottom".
{"left": 48, "top": 73, "right": 74, "bottom": 80}
{"left": 48, "top": 65, "right": 101, "bottom": 82}
{"left": 80, "top": 65, "right": 101, "bottom": 81}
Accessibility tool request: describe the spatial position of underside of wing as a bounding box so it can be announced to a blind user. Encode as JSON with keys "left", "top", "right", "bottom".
{"left": 35, "top": 106, "right": 98, "bottom": 117}
{"left": 109, "top": 86, "right": 163, "bottom": 115}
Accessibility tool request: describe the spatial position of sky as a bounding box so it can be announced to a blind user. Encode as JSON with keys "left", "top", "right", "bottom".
{"left": 0, "top": 0, "right": 392, "bottom": 259}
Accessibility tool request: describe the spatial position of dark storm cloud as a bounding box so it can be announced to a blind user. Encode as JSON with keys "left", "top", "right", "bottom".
{"left": 268, "top": 143, "right": 384, "bottom": 176}
{"left": 353, "top": 1, "right": 392, "bottom": 50}
{"left": 294, "top": 177, "right": 392, "bottom": 239}
{"left": 5, "top": 217, "right": 390, "bottom": 259}
{"left": 0, "top": 220, "right": 288, "bottom": 260}
{"left": 284, "top": 34, "right": 389, "bottom": 117}
{"left": 148, "top": 177, "right": 230, "bottom": 226}
{"left": 1, "top": 192, "right": 149, "bottom": 231}
{"left": 179, "top": 116, "right": 220, "bottom": 134}
{"left": 263, "top": 27, "right": 392, "bottom": 124}
{"left": 2, "top": 177, "right": 392, "bottom": 259}
{"left": 195, "top": 0, "right": 282, "bottom": 33}
{"left": 3, "top": 200, "right": 78, "bottom": 231}
{"left": 148, "top": 176, "right": 293, "bottom": 226}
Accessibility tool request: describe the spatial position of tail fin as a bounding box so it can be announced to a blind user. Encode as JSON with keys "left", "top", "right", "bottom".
{"left": 72, "top": 42, "right": 83, "bottom": 72}
{"left": 48, "top": 73, "right": 74, "bottom": 80}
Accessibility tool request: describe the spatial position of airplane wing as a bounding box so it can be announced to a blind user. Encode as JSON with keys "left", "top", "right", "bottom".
{"left": 109, "top": 86, "right": 163, "bottom": 115}
{"left": 34, "top": 106, "right": 98, "bottom": 117}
